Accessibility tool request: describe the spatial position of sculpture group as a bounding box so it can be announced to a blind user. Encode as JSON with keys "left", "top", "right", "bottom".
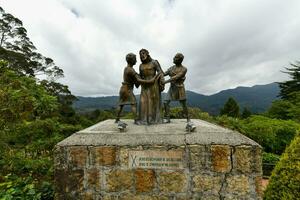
{"left": 116, "top": 49, "right": 192, "bottom": 128}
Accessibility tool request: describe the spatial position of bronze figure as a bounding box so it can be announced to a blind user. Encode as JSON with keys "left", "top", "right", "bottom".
{"left": 163, "top": 53, "right": 189, "bottom": 123}
{"left": 116, "top": 53, "right": 156, "bottom": 124}
{"left": 138, "top": 49, "right": 165, "bottom": 124}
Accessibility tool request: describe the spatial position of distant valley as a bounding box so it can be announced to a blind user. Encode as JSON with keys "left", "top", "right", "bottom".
{"left": 73, "top": 83, "right": 280, "bottom": 115}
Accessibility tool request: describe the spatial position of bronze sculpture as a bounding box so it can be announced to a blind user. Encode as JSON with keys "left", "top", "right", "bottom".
{"left": 163, "top": 53, "right": 189, "bottom": 123}
{"left": 138, "top": 49, "right": 164, "bottom": 124}
{"left": 116, "top": 51, "right": 195, "bottom": 131}
{"left": 116, "top": 53, "right": 156, "bottom": 124}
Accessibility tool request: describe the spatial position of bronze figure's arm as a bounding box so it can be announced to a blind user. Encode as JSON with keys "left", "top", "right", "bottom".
{"left": 135, "top": 73, "right": 159, "bottom": 84}
{"left": 164, "top": 68, "right": 187, "bottom": 84}
{"left": 164, "top": 68, "right": 170, "bottom": 76}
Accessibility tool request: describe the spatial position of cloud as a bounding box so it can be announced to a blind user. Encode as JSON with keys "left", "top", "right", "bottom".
{"left": 2, "top": 0, "right": 300, "bottom": 96}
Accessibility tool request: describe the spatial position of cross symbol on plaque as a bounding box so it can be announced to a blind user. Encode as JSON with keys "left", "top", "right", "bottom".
{"left": 130, "top": 155, "right": 138, "bottom": 168}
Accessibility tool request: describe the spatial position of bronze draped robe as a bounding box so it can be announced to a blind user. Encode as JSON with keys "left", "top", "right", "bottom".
{"left": 139, "top": 60, "right": 164, "bottom": 124}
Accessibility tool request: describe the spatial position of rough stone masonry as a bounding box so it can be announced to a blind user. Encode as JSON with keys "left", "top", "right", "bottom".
{"left": 54, "top": 119, "right": 262, "bottom": 200}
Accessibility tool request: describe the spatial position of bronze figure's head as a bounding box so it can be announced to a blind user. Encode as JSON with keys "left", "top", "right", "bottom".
{"left": 139, "top": 49, "right": 151, "bottom": 63}
{"left": 173, "top": 53, "right": 184, "bottom": 65}
{"left": 126, "top": 53, "right": 137, "bottom": 65}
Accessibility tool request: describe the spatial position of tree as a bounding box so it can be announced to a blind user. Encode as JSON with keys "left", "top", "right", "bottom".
{"left": 266, "top": 100, "right": 293, "bottom": 120}
{"left": 241, "top": 107, "right": 252, "bottom": 119}
{"left": 278, "top": 61, "right": 300, "bottom": 100}
{"left": 220, "top": 97, "right": 240, "bottom": 117}
{"left": 267, "top": 92, "right": 300, "bottom": 122}
{"left": 0, "top": 60, "right": 82, "bottom": 200}
{"left": 0, "top": 7, "right": 76, "bottom": 119}
{"left": 0, "top": 61, "right": 59, "bottom": 127}
{"left": 40, "top": 80, "right": 77, "bottom": 121}
{"left": 0, "top": 6, "right": 63, "bottom": 78}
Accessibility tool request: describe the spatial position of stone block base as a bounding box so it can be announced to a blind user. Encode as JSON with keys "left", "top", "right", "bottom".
{"left": 54, "top": 119, "right": 262, "bottom": 199}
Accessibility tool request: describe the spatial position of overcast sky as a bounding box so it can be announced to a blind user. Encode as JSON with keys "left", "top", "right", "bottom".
{"left": 2, "top": 0, "right": 300, "bottom": 96}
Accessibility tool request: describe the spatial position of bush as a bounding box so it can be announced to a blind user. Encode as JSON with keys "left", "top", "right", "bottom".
{"left": 262, "top": 152, "right": 281, "bottom": 177}
{"left": 262, "top": 152, "right": 280, "bottom": 164}
{"left": 264, "top": 133, "right": 300, "bottom": 200}
{"left": 169, "top": 107, "right": 215, "bottom": 122}
{"left": 240, "top": 115, "right": 300, "bottom": 154}
{"left": 215, "top": 115, "right": 243, "bottom": 132}
{"left": 0, "top": 174, "right": 53, "bottom": 200}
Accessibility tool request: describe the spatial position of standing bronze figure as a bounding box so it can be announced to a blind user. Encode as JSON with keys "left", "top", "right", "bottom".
{"left": 163, "top": 53, "right": 189, "bottom": 123}
{"left": 116, "top": 53, "right": 156, "bottom": 124}
{"left": 139, "top": 49, "right": 165, "bottom": 124}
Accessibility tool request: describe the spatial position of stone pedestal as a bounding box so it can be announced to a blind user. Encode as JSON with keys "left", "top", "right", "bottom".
{"left": 54, "top": 119, "right": 262, "bottom": 200}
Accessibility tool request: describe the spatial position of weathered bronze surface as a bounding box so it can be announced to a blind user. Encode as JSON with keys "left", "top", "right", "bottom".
{"left": 138, "top": 49, "right": 164, "bottom": 124}
{"left": 116, "top": 53, "right": 156, "bottom": 124}
{"left": 116, "top": 51, "right": 191, "bottom": 126}
{"left": 163, "top": 53, "right": 189, "bottom": 122}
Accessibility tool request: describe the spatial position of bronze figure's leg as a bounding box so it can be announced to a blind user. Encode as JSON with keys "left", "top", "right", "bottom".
{"left": 115, "top": 105, "right": 124, "bottom": 123}
{"left": 180, "top": 100, "right": 190, "bottom": 122}
{"left": 164, "top": 100, "right": 171, "bottom": 123}
{"left": 131, "top": 104, "right": 140, "bottom": 124}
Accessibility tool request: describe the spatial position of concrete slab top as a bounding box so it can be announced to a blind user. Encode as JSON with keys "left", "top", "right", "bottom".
{"left": 57, "top": 119, "right": 260, "bottom": 147}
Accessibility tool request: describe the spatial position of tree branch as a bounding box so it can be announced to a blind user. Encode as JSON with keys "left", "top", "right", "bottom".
{"left": 0, "top": 32, "right": 5, "bottom": 47}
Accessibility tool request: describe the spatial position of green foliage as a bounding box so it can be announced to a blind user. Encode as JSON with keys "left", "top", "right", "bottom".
{"left": 241, "top": 107, "right": 252, "bottom": 119}
{"left": 284, "top": 92, "right": 300, "bottom": 121}
{"left": 165, "top": 106, "right": 299, "bottom": 156}
{"left": 0, "top": 8, "right": 91, "bottom": 199}
{"left": 215, "top": 115, "right": 243, "bottom": 131}
{"left": 0, "top": 174, "right": 53, "bottom": 200}
{"left": 189, "top": 108, "right": 214, "bottom": 122}
{"left": 40, "top": 80, "right": 77, "bottom": 122}
{"left": 264, "top": 133, "right": 300, "bottom": 200}
{"left": 0, "top": 60, "right": 86, "bottom": 199}
{"left": 220, "top": 97, "right": 240, "bottom": 117}
{"left": 262, "top": 152, "right": 280, "bottom": 164}
{"left": 0, "top": 61, "right": 59, "bottom": 126}
{"left": 0, "top": 6, "right": 63, "bottom": 78}
{"left": 240, "top": 115, "right": 300, "bottom": 154}
{"left": 267, "top": 61, "right": 300, "bottom": 122}
{"left": 0, "top": 6, "right": 76, "bottom": 122}
{"left": 0, "top": 118, "right": 83, "bottom": 199}
{"left": 266, "top": 100, "right": 293, "bottom": 120}
{"left": 278, "top": 61, "right": 300, "bottom": 100}
{"left": 266, "top": 92, "right": 300, "bottom": 122}
{"left": 169, "top": 107, "right": 215, "bottom": 122}
{"left": 82, "top": 109, "right": 116, "bottom": 123}
{"left": 262, "top": 152, "right": 281, "bottom": 177}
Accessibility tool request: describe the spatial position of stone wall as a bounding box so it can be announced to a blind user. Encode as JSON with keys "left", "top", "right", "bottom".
{"left": 54, "top": 119, "right": 262, "bottom": 199}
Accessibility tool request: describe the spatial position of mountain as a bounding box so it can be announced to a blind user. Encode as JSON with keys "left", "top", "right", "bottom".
{"left": 73, "top": 83, "right": 280, "bottom": 115}
{"left": 186, "top": 83, "right": 280, "bottom": 115}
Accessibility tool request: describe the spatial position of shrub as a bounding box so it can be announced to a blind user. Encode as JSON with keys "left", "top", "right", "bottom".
{"left": 262, "top": 152, "right": 280, "bottom": 164}
{"left": 215, "top": 115, "right": 243, "bottom": 132}
{"left": 262, "top": 152, "right": 281, "bottom": 177}
{"left": 264, "top": 133, "right": 300, "bottom": 200}
{"left": 240, "top": 115, "right": 300, "bottom": 154}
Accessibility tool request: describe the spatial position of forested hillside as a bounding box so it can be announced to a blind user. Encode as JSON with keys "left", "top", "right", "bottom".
{"left": 74, "top": 83, "right": 279, "bottom": 115}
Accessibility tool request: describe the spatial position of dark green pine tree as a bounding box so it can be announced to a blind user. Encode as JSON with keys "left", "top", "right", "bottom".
{"left": 241, "top": 107, "right": 252, "bottom": 119}
{"left": 278, "top": 61, "right": 300, "bottom": 100}
{"left": 220, "top": 97, "right": 240, "bottom": 117}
